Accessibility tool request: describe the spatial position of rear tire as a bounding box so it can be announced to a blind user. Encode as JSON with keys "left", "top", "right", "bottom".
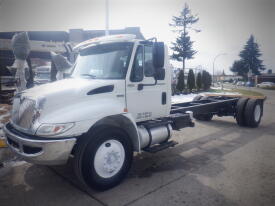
{"left": 73, "top": 126, "right": 133, "bottom": 190}
{"left": 236, "top": 98, "right": 249, "bottom": 126}
{"left": 201, "top": 114, "right": 213, "bottom": 121}
{"left": 193, "top": 95, "right": 203, "bottom": 101}
{"left": 244, "top": 99, "right": 262, "bottom": 128}
{"left": 193, "top": 96, "right": 213, "bottom": 121}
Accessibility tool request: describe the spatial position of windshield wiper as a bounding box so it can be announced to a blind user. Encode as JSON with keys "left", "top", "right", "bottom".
{"left": 81, "top": 74, "right": 97, "bottom": 79}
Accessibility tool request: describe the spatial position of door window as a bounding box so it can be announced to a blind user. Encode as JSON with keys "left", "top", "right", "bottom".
{"left": 144, "top": 46, "right": 155, "bottom": 77}
{"left": 130, "top": 46, "right": 144, "bottom": 82}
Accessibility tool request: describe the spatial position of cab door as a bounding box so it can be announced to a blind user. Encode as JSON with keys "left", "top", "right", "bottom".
{"left": 126, "top": 44, "right": 168, "bottom": 122}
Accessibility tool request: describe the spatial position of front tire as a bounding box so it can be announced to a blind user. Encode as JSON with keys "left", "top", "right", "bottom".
{"left": 73, "top": 127, "right": 133, "bottom": 190}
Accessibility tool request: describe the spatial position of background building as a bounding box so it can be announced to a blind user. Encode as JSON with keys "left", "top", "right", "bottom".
{"left": 0, "top": 27, "right": 144, "bottom": 70}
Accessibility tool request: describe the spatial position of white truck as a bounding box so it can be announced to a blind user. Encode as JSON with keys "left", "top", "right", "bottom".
{"left": 3, "top": 34, "right": 264, "bottom": 190}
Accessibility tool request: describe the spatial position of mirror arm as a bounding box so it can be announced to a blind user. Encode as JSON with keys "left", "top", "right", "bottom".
{"left": 137, "top": 77, "right": 158, "bottom": 91}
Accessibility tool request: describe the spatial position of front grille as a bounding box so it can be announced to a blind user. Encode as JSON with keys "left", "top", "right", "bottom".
{"left": 23, "top": 145, "right": 42, "bottom": 154}
{"left": 7, "top": 137, "right": 19, "bottom": 149}
{"left": 11, "top": 97, "right": 36, "bottom": 129}
{"left": 6, "top": 135, "right": 42, "bottom": 154}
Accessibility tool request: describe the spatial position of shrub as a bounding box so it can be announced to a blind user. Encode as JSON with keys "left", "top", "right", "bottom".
{"left": 202, "top": 70, "right": 212, "bottom": 90}
{"left": 176, "top": 70, "right": 185, "bottom": 92}
{"left": 187, "top": 69, "right": 195, "bottom": 92}
{"left": 196, "top": 72, "right": 202, "bottom": 91}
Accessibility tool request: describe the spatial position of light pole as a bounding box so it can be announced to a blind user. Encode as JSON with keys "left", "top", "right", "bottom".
{"left": 194, "top": 65, "right": 203, "bottom": 75}
{"left": 212, "top": 53, "right": 227, "bottom": 86}
{"left": 105, "top": 0, "right": 109, "bottom": 36}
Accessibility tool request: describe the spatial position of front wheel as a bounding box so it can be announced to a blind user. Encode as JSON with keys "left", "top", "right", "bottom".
{"left": 73, "top": 127, "right": 133, "bottom": 190}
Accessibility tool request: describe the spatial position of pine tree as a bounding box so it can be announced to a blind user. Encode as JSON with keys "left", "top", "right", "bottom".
{"left": 239, "top": 35, "right": 265, "bottom": 75}
{"left": 230, "top": 60, "right": 249, "bottom": 80}
{"left": 170, "top": 3, "right": 200, "bottom": 73}
{"left": 196, "top": 72, "right": 202, "bottom": 91}
{"left": 187, "top": 69, "right": 195, "bottom": 92}
{"left": 230, "top": 35, "right": 265, "bottom": 79}
{"left": 176, "top": 70, "right": 185, "bottom": 93}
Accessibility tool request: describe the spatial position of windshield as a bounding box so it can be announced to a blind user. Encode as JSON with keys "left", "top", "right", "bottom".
{"left": 72, "top": 42, "right": 133, "bottom": 79}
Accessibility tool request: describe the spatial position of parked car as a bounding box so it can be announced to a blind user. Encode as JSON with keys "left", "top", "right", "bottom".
{"left": 245, "top": 81, "right": 254, "bottom": 87}
{"left": 232, "top": 80, "right": 239, "bottom": 85}
{"left": 236, "top": 81, "right": 245, "bottom": 86}
{"left": 256, "top": 82, "right": 275, "bottom": 88}
{"left": 34, "top": 66, "right": 51, "bottom": 85}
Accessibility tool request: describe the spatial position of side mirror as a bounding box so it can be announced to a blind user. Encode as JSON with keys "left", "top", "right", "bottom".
{"left": 153, "top": 42, "right": 165, "bottom": 68}
{"left": 155, "top": 68, "right": 165, "bottom": 80}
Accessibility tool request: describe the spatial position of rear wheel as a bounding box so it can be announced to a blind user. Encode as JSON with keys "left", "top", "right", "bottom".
{"left": 244, "top": 99, "right": 263, "bottom": 128}
{"left": 192, "top": 95, "right": 203, "bottom": 101}
{"left": 236, "top": 98, "right": 249, "bottom": 126}
{"left": 193, "top": 96, "right": 213, "bottom": 121}
{"left": 73, "top": 126, "right": 133, "bottom": 190}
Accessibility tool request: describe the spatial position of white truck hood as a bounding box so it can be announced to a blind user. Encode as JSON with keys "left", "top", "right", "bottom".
{"left": 23, "top": 78, "right": 123, "bottom": 111}
{"left": 11, "top": 78, "right": 126, "bottom": 133}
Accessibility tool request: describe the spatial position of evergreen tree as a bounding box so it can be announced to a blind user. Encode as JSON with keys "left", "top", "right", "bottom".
{"left": 170, "top": 3, "right": 200, "bottom": 73}
{"left": 196, "top": 72, "right": 202, "bottom": 91}
{"left": 230, "top": 35, "right": 265, "bottom": 79}
{"left": 206, "top": 72, "right": 212, "bottom": 90}
{"left": 202, "top": 70, "right": 212, "bottom": 90}
{"left": 230, "top": 60, "right": 248, "bottom": 80}
{"left": 240, "top": 35, "right": 265, "bottom": 75}
{"left": 176, "top": 70, "right": 185, "bottom": 93}
{"left": 187, "top": 69, "right": 195, "bottom": 92}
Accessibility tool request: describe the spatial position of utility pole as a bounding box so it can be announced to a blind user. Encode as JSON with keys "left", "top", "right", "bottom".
{"left": 105, "top": 0, "right": 109, "bottom": 36}
{"left": 212, "top": 53, "right": 226, "bottom": 86}
{"left": 182, "top": 11, "right": 186, "bottom": 73}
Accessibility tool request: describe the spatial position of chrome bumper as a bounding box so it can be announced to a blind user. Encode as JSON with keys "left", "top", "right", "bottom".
{"left": 3, "top": 124, "right": 76, "bottom": 165}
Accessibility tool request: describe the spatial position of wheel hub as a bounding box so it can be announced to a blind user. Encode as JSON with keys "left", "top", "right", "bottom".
{"left": 103, "top": 150, "right": 122, "bottom": 173}
{"left": 94, "top": 139, "right": 125, "bottom": 178}
{"left": 254, "top": 104, "right": 261, "bottom": 122}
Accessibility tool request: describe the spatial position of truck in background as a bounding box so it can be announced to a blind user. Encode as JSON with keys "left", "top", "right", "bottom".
{"left": 33, "top": 65, "right": 51, "bottom": 85}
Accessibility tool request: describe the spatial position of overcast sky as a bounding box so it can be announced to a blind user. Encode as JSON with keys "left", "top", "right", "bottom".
{"left": 0, "top": 0, "right": 274, "bottom": 74}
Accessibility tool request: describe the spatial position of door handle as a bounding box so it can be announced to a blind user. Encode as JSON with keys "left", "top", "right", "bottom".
{"left": 127, "top": 84, "right": 135, "bottom": 87}
{"left": 116, "top": 94, "right": 124, "bottom": 98}
{"left": 162, "top": 92, "right": 167, "bottom": 105}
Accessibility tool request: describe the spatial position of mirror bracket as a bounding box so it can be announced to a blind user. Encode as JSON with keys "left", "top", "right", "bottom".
{"left": 137, "top": 78, "right": 157, "bottom": 91}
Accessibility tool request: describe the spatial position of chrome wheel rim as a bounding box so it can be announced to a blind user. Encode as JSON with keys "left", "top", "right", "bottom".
{"left": 254, "top": 104, "right": 261, "bottom": 122}
{"left": 94, "top": 139, "right": 125, "bottom": 178}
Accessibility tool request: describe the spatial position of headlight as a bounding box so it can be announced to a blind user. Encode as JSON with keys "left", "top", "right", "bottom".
{"left": 36, "top": 123, "right": 74, "bottom": 136}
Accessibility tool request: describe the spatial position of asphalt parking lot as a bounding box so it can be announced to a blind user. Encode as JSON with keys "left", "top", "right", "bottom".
{"left": 1, "top": 88, "right": 275, "bottom": 206}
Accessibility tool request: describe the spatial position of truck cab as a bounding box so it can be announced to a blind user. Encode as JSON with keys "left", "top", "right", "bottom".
{"left": 72, "top": 34, "right": 171, "bottom": 122}
{"left": 4, "top": 34, "right": 180, "bottom": 190}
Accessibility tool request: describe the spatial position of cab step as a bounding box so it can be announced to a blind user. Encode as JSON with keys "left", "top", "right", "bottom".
{"left": 143, "top": 140, "right": 178, "bottom": 153}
